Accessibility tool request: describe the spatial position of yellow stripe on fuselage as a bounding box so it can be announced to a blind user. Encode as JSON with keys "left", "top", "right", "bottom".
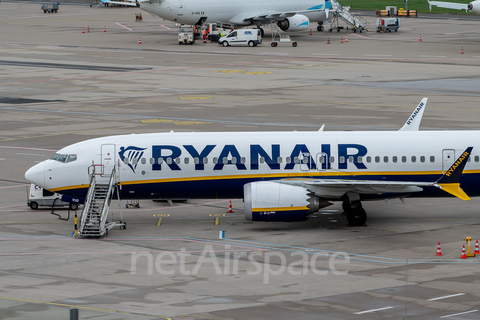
{"left": 253, "top": 206, "right": 309, "bottom": 212}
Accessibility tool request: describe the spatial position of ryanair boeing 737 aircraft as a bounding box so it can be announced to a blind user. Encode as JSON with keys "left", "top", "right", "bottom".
{"left": 25, "top": 99, "right": 478, "bottom": 226}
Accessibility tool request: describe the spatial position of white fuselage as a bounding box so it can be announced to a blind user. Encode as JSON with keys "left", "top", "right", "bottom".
{"left": 24, "top": 130, "right": 480, "bottom": 200}
{"left": 138, "top": 0, "right": 333, "bottom": 26}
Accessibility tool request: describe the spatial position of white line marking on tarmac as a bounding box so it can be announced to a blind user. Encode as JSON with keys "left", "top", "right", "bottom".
{"left": 262, "top": 52, "right": 289, "bottom": 55}
{"left": 0, "top": 158, "right": 4, "bottom": 160}
{"left": 313, "top": 53, "right": 339, "bottom": 55}
{"left": 213, "top": 51, "right": 239, "bottom": 54}
{"left": 419, "top": 55, "right": 432, "bottom": 57}
{"left": 365, "top": 54, "right": 392, "bottom": 57}
{"left": 440, "top": 310, "right": 478, "bottom": 318}
{"left": 159, "top": 24, "right": 171, "bottom": 30}
{"left": 428, "top": 293, "right": 465, "bottom": 301}
{"left": 351, "top": 34, "right": 370, "bottom": 39}
{"left": 15, "top": 153, "right": 45, "bottom": 157}
{"left": 354, "top": 306, "right": 394, "bottom": 314}
{"left": 115, "top": 22, "right": 133, "bottom": 31}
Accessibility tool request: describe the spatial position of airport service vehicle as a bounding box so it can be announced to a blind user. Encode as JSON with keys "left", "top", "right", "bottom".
{"left": 41, "top": 2, "right": 59, "bottom": 13}
{"left": 27, "top": 184, "right": 79, "bottom": 210}
{"left": 25, "top": 98, "right": 480, "bottom": 227}
{"left": 99, "top": 0, "right": 334, "bottom": 36}
{"left": 376, "top": 18, "right": 400, "bottom": 32}
{"left": 178, "top": 25, "right": 195, "bottom": 45}
{"left": 218, "top": 29, "right": 262, "bottom": 47}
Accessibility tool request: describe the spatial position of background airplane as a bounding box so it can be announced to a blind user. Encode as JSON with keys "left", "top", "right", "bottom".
{"left": 428, "top": 0, "right": 480, "bottom": 14}
{"left": 97, "top": 0, "right": 336, "bottom": 34}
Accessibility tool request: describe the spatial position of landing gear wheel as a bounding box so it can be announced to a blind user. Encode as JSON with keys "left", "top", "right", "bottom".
{"left": 317, "top": 25, "right": 324, "bottom": 32}
{"left": 69, "top": 203, "right": 78, "bottom": 211}
{"left": 292, "top": 41, "right": 297, "bottom": 47}
{"left": 222, "top": 41, "right": 228, "bottom": 47}
{"left": 346, "top": 208, "right": 367, "bottom": 227}
{"left": 30, "top": 202, "right": 38, "bottom": 210}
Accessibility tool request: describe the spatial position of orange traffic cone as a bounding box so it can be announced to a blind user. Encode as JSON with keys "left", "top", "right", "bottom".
{"left": 327, "top": 37, "right": 330, "bottom": 44}
{"left": 82, "top": 27, "right": 85, "bottom": 34}
{"left": 460, "top": 244, "right": 468, "bottom": 259}
{"left": 87, "top": 26, "right": 90, "bottom": 33}
{"left": 341, "top": 36, "right": 343, "bottom": 43}
{"left": 461, "top": 47, "right": 464, "bottom": 54}
{"left": 346, "top": 35, "right": 348, "bottom": 42}
{"left": 138, "top": 37, "right": 142, "bottom": 44}
{"left": 310, "top": 29, "right": 312, "bottom": 35}
{"left": 474, "top": 239, "right": 480, "bottom": 254}
{"left": 419, "top": 34, "right": 422, "bottom": 41}
{"left": 226, "top": 200, "right": 233, "bottom": 213}
{"left": 104, "top": 26, "right": 106, "bottom": 32}
{"left": 436, "top": 242, "right": 442, "bottom": 256}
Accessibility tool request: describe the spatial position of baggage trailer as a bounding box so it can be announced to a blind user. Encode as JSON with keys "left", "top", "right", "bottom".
{"left": 178, "top": 25, "right": 195, "bottom": 45}
{"left": 41, "top": 2, "right": 59, "bottom": 13}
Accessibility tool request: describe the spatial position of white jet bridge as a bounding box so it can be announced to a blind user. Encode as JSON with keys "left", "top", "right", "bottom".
{"left": 77, "top": 164, "right": 126, "bottom": 237}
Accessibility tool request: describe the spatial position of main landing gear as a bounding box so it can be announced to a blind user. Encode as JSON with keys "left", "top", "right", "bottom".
{"left": 342, "top": 199, "right": 367, "bottom": 227}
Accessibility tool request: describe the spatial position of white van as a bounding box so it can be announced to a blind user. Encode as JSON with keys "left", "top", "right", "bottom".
{"left": 218, "top": 29, "right": 262, "bottom": 47}
{"left": 27, "top": 184, "right": 79, "bottom": 210}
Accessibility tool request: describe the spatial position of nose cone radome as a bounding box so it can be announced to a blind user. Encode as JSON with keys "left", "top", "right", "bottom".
{"left": 25, "top": 162, "right": 45, "bottom": 188}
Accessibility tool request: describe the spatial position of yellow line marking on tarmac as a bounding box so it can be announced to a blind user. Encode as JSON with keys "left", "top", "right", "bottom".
{"left": 86, "top": 106, "right": 102, "bottom": 109}
{"left": 153, "top": 214, "right": 170, "bottom": 217}
{"left": 156, "top": 218, "right": 162, "bottom": 226}
{"left": 209, "top": 214, "right": 225, "bottom": 217}
{"left": 214, "top": 217, "right": 220, "bottom": 225}
{"left": 147, "top": 101, "right": 163, "bottom": 103}
{"left": 0, "top": 296, "right": 172, "bottom": 319}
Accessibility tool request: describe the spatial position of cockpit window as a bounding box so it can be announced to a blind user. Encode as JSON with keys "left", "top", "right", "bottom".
{"left": 50, "top": 153, "right": 77, "bottom": 163}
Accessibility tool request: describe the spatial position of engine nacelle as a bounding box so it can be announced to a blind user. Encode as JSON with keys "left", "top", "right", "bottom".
{"left": 277, "top": 15, "right": 310, "bottom": 32}
{"left": 244, "top": 181, "right": 331, "bottom": 222}
{"left": 468, "top": 0, "right": 480, "bottom": 13}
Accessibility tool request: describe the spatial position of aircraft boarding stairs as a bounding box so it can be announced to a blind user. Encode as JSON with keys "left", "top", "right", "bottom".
{"left": 78, "top": 164, "right": 125, "bottom": 237}
{"left": 330, "top": 2, "right": 368, "bottom": 33}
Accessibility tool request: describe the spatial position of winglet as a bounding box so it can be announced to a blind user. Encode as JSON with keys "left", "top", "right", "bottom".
{"left": 436, "top": 147, "right": 473, "bottom": 200}
{"left": 399, "top": 98, "right": 428, "bottom": 131}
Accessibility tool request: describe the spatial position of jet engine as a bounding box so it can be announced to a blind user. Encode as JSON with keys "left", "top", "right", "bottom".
{"left": 244, "top": 181, "right": 331, "bottom": 222}
{"left": 277, "top": 15, "right": 310, "bottom": 32}
{"left": 468, "top": 0, "right": 480, "bottom": 13}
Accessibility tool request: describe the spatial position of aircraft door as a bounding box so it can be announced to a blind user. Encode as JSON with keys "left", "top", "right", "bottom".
{"left": 177, "top": 3, "right": 185, "bottom": 17}
{"left": 442, "top": 149, "right": 455, "bottom": 173}
{"left": 101, "top": 144, "right": 116, "bottom": 176}
{"left": 316, "top": 152, "right": 329, "bottom": 171}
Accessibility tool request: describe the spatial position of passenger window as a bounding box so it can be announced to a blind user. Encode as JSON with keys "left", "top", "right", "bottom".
{"left": 319, "top": 157, "right": 325, "bottom": 164}
{"left": 124, "top": 158, "right": 130, "bottom": 165}
{"left": 184, "top": 157, "right": 189, "bottom": 164}
{"left": 430, "top": 156, "right": 435, "bottom": 162}
{"left": 392, "top": 156, "right": 397, "bottom": 163}
{"left": 402, "top": 156, "right": 407, "bottom": 163}
{"left": 476, "top": 156, "right": 479, "bottom": 162}
{"left": 223, "top": 157, "right": 228, "bottom": 164}
{"left": 213, "top": 157, "right": 218, "bottom": 164}
{"left": 375, "top": 156, "right": 380, "bottom": 163}
{"left": 420, "top": 156, "right": 425, "bottom": 163}
{"left": 384, "top": 156, "right": 388, "bottom": 163}
{"left": 232, "top": 157, "right": 237, "bottom": 164}
{"left": 150, "top": 158, "right": 155, "bottom": 165}
{"left": 260, "top": 157, "right": 265, "bottom": 163}
{"left": 277, "top": 156, "right": 282, "bottom": 163}
{"left": 132, "top": 158, "right": 138, "bottom": 165}
{"left": 411, "top": 156, "right": 416, "bottom": 163}
{"left": 241, "top": 157, "right": 246, "bottom": 164}
{"left": 203, "top": 157, "right": 208, "bottom": 164}
{"left": 339, "top": 156, "right": 345, "bottom": 164}
{"left": 366, "top": 156, "right": 371, "bottom": 163}
{"left": 158, "top": 158, "right": 164, "bottom": 164}
{"left": 66, "top": 154, "right": 77, "bottom": 163}
{"left": 166, "top": 158, "right": 172, "bottom": 165}
{"left": 358, "top": 156, "right": 363, "bottom": 163}
{"left": 330, "top": 156, "right": 335, "bottom": 163}
{"left": 141, "top": 158, "right": 146, "bottom": 165}
{"left": 194, "top": 157, "right": 199, "bottom": 164}
{"left": 175, "top": 157, "right": 180, "bottom": 164}
{"left": 294, "top": 157, "right": 300, "bottom": 164}
{"left": 348, "top": 156, "right": 354, "bottom": 163}
{"left": 286, "top": 157, "right": 291, "bottom": 164}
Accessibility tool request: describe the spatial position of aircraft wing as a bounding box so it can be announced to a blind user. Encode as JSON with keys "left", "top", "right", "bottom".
{"left": 280, "top": 146, "right": 474, "bottom": 201}
{"left": 100, "top": 0, "right": 137, "bottom": 6}
{"left": 428, "top": 0, "right": 469, "bottom": 11}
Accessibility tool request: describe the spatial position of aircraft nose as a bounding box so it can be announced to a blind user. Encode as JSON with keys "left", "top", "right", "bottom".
{"left": 25, "top": 162, "right": 45, "bottom": 188}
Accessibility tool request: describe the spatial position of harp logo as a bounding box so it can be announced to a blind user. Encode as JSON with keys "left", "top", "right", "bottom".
{"left": 119, "top": 146, "right": 147, "bottom": 173}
